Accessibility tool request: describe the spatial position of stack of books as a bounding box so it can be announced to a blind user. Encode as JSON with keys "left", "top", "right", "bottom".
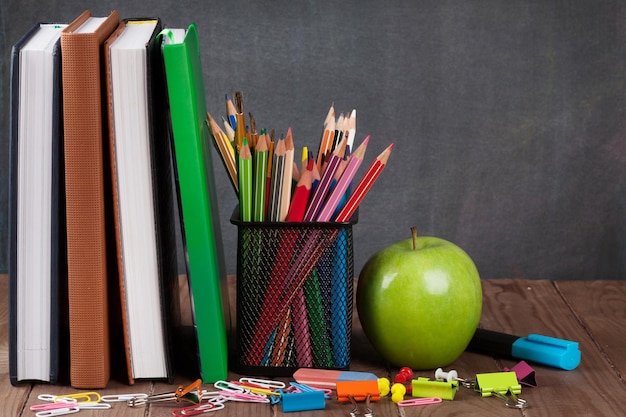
{"left": 8, "top": 10, "right": 229, "bottom": 388}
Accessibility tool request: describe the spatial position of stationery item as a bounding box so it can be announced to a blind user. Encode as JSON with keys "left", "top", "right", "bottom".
{"left": 268, "top": 137, "right": 286, "bottom": 222}
{"left": 253, "top": 134, "right": 269, "bottom": 221}
{"left": 316, "top": 104, "right": 335, "bottom": 173}
{"left": 346, "top": 109, "right": 357, "bottom": 150}
{"left": 207, "top": 112, "right": 238, "bottom": 195}
{"left": 232, "top": 212, "right": 356, "bottom": 375}
{"left": 104, "top": 17, "right": 178, "bottom": 383}
{"left": 8, "top": 21, "right": 68, "bottom": 385}
{"left": 467, "top": 328, "right": 581, "bottom": 370}
{"left": 316, "top": 135, "right": 369, "bottom": 222}
{"left": 411, "top": 377, "right": 459, "bottom": 400}
{"left": 280, "top": 128, "right": 295, "bottom": 221}
{"left": 336, "top": 380, "right": 381, "bottom": 402}
{"left": 293, "top": 368, "right": 378, "bottom": 390}
{"left": 60, "top": 9, "right": 120, "bottom": 389}
{"left": 286, "top": 159, "right": 314, "bottom": 222}
{"left": 473, "top": 371, "right": 526, "bottom": 409}
{"left": 238, "top": 138, "right": 253, "bottom": 222}
{"left": 397, "top": 397, "right": 442, "bottom": 407}
{"left": 474, "top": 371, "right": 521, "bottom": 396}
{"left": 233, "top": 91, "right": 245, "bottom": 152}
{"left": 161, "top": 23, "right": 229, "bottom": 382}
{"left": 303, "top": 138, "right": 346, "bottom": 221}
{"left": 280, "top": 390, "right": 326, "bottom": 413}
{"left": 503, "top": 361, "right": 537, "bottom": 387}
{"left": 334, "top": 143, "right": 394, "bottom": 222}
{"left": 225, "top": 93, "right": 237, "bottom": 130}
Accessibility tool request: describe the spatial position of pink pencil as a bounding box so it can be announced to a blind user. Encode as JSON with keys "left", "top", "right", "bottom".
{"left": 334, "top": 143, "right": 394, "bottom": 222}
{"left": 316, "top": 136, "right": 369, "bottom": 222}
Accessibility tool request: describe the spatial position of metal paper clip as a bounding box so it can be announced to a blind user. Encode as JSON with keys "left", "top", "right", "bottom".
{"left": 238, "top": 377, "right": 286, "bottom": 389}
{"left": 101, "top": 393, "right": 148, "bottom": 402}
{"left": 397, "top": 397, "right": 442, "bottom": 407}
{"left": 349, "top": 394, "right": 375, "bottom": 417}
{"left": 34, "top": 407, "right": 79, "bottom": 417}
{"left": 504, "top": 360, "right": 538, "bottom": 387}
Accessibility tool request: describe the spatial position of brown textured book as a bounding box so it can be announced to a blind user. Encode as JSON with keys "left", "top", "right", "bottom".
{"left": 60, "top": 9, "right": 120, "bottom": 389}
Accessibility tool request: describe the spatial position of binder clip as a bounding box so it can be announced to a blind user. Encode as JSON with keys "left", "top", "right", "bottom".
{"left": 411, "top": 377, "right": 459, "bottom": 401}
{"left": 348, "top": 394, "right": 375, "bottom": 417}
{"left": 504, "top": 360, "right": 537, "bottom": 387}
{"left": 475, "top": 371, "right": 527, "bottom": 409}
{"left": 336, "top": 380, "right": 381, "bottom": 403}
{"left": 280, "top": 390, "right": 326, "bottom": 413}
{"left": 128, "top": 379, "right": 202, "bottom": 407}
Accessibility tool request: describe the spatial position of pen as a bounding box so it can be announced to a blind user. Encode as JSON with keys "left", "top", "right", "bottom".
{"left": 467, "top": 328, "right": 581, "bottom": 370}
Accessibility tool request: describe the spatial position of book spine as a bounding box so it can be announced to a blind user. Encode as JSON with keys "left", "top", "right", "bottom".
{"left": 60, "top": 10, "right": 119, "bottom": 388}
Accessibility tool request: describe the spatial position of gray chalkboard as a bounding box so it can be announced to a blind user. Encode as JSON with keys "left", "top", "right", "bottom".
{"left": 2, "top": 0, "right": 625, "bottom": 280}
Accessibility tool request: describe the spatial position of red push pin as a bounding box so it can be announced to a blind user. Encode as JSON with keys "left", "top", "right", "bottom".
{"left": 393, "top": 367, "right": 413, "bottom": 384}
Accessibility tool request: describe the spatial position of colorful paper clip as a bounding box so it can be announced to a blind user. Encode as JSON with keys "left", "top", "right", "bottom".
{"left": 475, "top": 371, "right": 528, "bottom": 409}
{"left": 397, "top": 397, "right": 442, "bottom": 407}
{"left": 411, "top": 377, "right": 459, "bottom": 401}
{"left": 336, "top": 380, "right": 381, "bottom": 403}
{"left": 171, "top": 402, "right": 225, "bottom": 416}
{"left": 504, "top": 360, "right": 538, "bottom": 387}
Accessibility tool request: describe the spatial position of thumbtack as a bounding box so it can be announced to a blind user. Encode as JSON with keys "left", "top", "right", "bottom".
{"left": 434, "top": 368, "right": 458, "bottom": 382}
{"left": 390, "top": 383, "right": 406, "bottom": 403}
{"left": 393, "top": 367, "right": 413, "bottom": 384}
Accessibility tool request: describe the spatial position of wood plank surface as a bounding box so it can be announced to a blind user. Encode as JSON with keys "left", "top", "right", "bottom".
{"left": 1, "top": 275, "right": 625, "bottom": 417}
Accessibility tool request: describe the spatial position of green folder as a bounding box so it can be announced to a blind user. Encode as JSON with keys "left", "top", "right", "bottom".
{"left": 161, "top": 23, "right": 229, "bottom": 382}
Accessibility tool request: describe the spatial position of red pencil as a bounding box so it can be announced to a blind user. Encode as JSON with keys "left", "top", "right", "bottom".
{"left": 334, "top": 143, "right": 394, "bottom": 222}
{"left": 286, "top": 158, "right": 314, "bottom": 222}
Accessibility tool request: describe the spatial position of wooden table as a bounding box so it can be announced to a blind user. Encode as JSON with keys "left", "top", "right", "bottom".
{"left": 1, "top": 275, "right": 625, "bottom": 416}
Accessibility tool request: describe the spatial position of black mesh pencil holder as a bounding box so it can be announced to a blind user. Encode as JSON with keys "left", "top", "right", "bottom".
{"left": 230, "top": 207, "right": 357, "bottom": 376}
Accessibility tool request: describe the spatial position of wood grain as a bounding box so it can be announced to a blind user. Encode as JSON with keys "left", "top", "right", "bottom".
{"left": 1, "top": 275, "right": 625, "bottom": 417}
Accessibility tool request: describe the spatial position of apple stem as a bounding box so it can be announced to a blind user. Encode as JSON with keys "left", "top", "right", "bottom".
{"left": 411, "top": 227, "right": 418, "bottom": 251}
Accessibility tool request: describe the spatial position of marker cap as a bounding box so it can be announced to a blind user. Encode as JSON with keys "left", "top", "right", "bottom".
{"left": 512, "top": 334, "right": 580, "bottom": 370}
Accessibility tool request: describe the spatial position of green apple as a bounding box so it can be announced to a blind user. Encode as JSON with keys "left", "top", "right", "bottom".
{"left": 356, "top": 227, "right": 482, "bottom": 370}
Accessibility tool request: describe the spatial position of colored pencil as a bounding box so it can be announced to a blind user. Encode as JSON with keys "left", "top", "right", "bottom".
{"left": 268, "top": 137, "right": 286, "bottom": 222}
{"left": 207, "top": 112, "right": 238, "bottom": 195}
{"left": 234, "top": 91, "right": 245, "bottom": 152}
{"left": 221, "top": 116, "right": 236, "bottom": 142}
{"left": 316, "top": 136, "right": 369, "bottom": 222}
{"left": 286, "top": 158, "right": 314, "bottom": 222}
{"left": 334, "top": 143, "right": 394, "bottom": 222}
{"left": 238, "top": 138, "right": 253, "bottom": 221}
{"left": 253, "top": 134, "right": 269, "bottom": 221}
{"left": 280, "top": 128, "right": 295, "bottom": 221}
{"left": 303, "top": 138, "right": 345, "bottom": 221}
{"left": 225, "top": 93, "right": 237, "bottom": 130}
{"left": 346, "top": 109, "right": 356, "bottom": 150}
{"left": 317, "top": 105, "right": 335, "bottom": 173}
